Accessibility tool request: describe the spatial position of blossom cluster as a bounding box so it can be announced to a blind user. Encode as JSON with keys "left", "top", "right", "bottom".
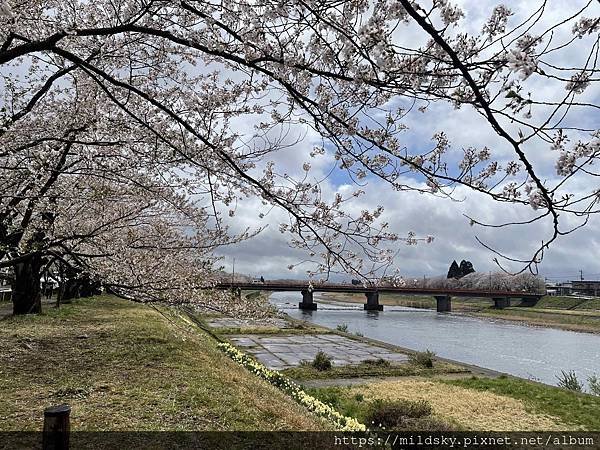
{"left": 0, "top": 0, "right": 12, "bottom": 18}
{"left": 392, "top": 271, "right": 545, "bottom": 293}
{"left": 216, "top": 342, "right": 366, "bottom": 431}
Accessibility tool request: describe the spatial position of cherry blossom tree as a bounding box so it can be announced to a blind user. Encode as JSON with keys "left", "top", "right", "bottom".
{"left": 1, "top": 0, "right": 598, "bottom": 313}
{"left": 389, "top": 271, "right": 545, "bottom": 292}
{"left": 0, "top": 82, "right": 254, "bottom": 313}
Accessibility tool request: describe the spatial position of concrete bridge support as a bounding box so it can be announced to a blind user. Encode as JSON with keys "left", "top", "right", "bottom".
{"left": 435, "top": 295, "right": 452, "bottom": 312}
{"left": 299, "top": 290, "right": 317, "bottom": 310}
{"left": 493, "top": 297, "right": 511, "bottom": 309}
{"left": 364, "top": 292, "right": 383, "bottom": 311}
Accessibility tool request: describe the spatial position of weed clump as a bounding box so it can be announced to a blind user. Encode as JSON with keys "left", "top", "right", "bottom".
{"left": 588, "top": 375, "right": 600, "bottom": 396}
{"left": 409, "top": 350, "right": 436, "bottom": 368}
{"left": 336, "top": 323, "right": 349, "bottom": 333}
{"left": 312, "top": 351, "right": 333, "bottom": 371}
{"left": 556, "top": 370, "right": 583, "bottom": 392}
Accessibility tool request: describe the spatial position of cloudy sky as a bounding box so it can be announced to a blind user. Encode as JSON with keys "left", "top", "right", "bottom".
{"left": 216, "top": 0, "right": 600, "bottom": 282}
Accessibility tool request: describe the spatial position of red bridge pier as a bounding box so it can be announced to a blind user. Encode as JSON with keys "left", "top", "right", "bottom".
{"left": 364, "top": 292, "right": 383, "bottom": 311}
{"left": 299, "top": 290, "right": 317, "bottom": 310}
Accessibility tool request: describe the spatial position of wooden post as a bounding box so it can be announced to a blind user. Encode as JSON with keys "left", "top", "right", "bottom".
{"left": 43, "top": 404, "right": 71, "bottom": 450}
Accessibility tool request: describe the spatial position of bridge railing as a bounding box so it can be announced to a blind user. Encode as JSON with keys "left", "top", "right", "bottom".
{"left": 213, "top": 281, "right": 544, "bottom": 298}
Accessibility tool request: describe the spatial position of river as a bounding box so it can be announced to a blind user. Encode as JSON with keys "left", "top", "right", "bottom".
{"left": 269, "top": 292, "right": 600, "bottom": 388}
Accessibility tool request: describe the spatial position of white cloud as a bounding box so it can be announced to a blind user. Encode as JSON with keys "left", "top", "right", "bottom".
{"left": 217, "top": 169, "right": 600, "bottom": 280}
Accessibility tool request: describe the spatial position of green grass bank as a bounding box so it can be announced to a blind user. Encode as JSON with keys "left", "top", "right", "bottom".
{"left": 0, "top": 295, "right": 327, "bottom": 431}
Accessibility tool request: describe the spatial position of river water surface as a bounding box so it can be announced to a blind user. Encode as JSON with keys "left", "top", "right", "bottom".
{"left": 269, "top": 292, "right": 600, "bottom": 387}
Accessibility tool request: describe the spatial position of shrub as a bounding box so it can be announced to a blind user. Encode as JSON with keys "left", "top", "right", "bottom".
{"left": 409, "top": 350, "right": 436, "bottom": 368}
{"left": 354, "top": 331, "right": 364, "bottom": 337}
{"left": 588, "top": 375, "right": 600, "bottom": 396}
{"left": 307, "top": 386, "right": 364, "bottom": 420}
{"left": 365, "top": 399, "right": 433, "bottom": 429}
{"left": 336, "top": 323, "right": 349, "bottom": 333}
{"left": 362, "top": 358, "right": 390, "bottom": 367}
{"left": 312, "top": 351, "right": 333, "bottom": 371}
{"left": 556, "top": 370, "right": 583, "bottom": 392}
{"left": 314, "top": 388, "right": 342, "bottom": 408}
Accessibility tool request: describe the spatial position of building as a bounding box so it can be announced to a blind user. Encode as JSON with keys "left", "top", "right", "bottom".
{"left": 545, "top": 281, "right": 572, "bottom": 296}
{"left": 571, "top": 280, "right": 600, "bottom": 296}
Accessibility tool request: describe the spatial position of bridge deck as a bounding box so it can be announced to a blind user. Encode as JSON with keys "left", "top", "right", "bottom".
{"left": 214, "top": 282, "right": 543, "bottom": 299}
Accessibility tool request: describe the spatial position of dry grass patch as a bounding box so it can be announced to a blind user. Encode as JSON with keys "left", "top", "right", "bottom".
{"left": 347, "top": 379, "right": 566, "bottom": 431}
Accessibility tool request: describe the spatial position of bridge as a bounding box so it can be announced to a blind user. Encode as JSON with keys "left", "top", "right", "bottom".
{"left": 214, "top": 281, "right": 545, "bottom": 312}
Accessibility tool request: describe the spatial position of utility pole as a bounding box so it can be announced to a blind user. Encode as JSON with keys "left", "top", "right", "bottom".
{"left": 232, "top": 257, "right": 235, "bottom": 286}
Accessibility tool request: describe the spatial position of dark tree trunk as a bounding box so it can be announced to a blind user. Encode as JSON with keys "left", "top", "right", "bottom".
{"left": 59, "top": 263, "right": 82, "bottom": 302}
{"left": 61, "top": 278, "right": 80, "bottom": 302}
{"left": 12, "top": 256, "right": 42, "bottom": 315}
{"left": 79, "top": 275, "right": 92, "bottom": 298}
{"left": 78, "top": 275, "right": 101, "bottom": 298}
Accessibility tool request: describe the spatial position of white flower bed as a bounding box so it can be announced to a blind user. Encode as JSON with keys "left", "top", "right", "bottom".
{"left": 217, "top": 342, "right": 366, "bottom": 431}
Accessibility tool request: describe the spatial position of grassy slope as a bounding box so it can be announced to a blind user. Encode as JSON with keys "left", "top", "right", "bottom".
{"left": 0, "top": 296, "right": 327, "bottom": 431}
{"left": 446, "top": 377, "right": 600, "bottom": 431}
{"left": 473, "top": 307, "right": 600, "bottom": 333}
{"left": 577, "top": 298, "right": 600, "bottom": 310}
{"left": 536, "top": 296, "right": 589, "bottom": 309}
